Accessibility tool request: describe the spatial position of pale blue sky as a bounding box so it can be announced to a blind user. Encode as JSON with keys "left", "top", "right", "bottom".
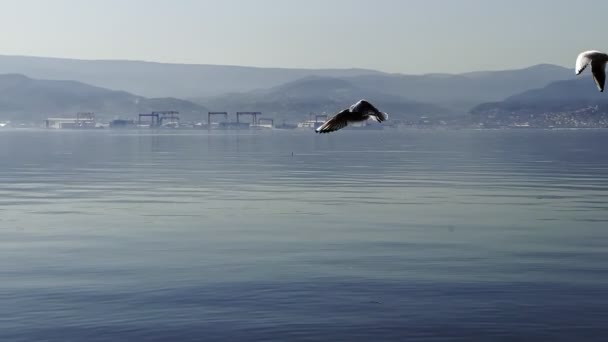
{"left": 0, "top": 0, "right": 606, "bottom": 73}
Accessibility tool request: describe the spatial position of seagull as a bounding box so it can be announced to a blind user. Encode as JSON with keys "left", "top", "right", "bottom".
{"left": 315, "top": 100, "right": 389, "bottom": 134}
{"left": 575, "top": 50, "right": 608, "bottom": 92}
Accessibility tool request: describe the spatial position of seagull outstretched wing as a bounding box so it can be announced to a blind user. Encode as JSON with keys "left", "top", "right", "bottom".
{"left": 315, "top": 109, "right": 351, "bottom": 133}
{"left": 591, "top": 60, "right": 607, "bottom": 92}
{"left": 575, "top": 51, "right": 608, "bottom": 92}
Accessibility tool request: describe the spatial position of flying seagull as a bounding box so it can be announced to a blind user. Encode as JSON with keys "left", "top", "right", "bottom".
{"left": 575, "top": 50, "right": 608, "bottom": 92}
{"left": 315, "top": 100, "right": 389, "bottom": 134}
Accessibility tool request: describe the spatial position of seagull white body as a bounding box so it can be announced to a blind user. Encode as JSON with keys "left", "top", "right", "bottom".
{"left": 315, "top": 100, "right": 389, "bottom": 134}
{"left": 575, "top": 50, "right": 608, "bottom": 92}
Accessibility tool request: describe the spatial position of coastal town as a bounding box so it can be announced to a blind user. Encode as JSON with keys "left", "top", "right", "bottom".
{"left": 2, "top": 108, "right": 608, "bottom": 130}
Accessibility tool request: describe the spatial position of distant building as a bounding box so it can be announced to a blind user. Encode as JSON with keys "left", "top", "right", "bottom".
{"left": 45, "top": 112, "right": 96, "bottom": 129}
{"left": 110, "top": 119, "right": 136, "bottom": 128}
{"left": 297, "top": 120, "right": 321, "bottom": 129}
{"left": 45, "top": 118, "right": 95, "bottom": 129}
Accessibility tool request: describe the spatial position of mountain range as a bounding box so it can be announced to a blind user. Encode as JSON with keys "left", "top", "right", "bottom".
{"left": 200, "top": 64, "right": 576, "bottom": 122}
{"left": 0, "top": 74, "right": 206, "bottom": 122}
{"left": 471, "top": 78, "right": 608, "bottom": 127}
{"left": 335, "top": 63, "right": 575, "bottom": 110}
{"left": 0, "top": 55, "right": 574, "bottom": 108}
{"left": 0, "top": 54, "right": 587, "bottom": 124}
{"left": 0, "top": 55, "right": 383, "bottom": 99}
{"left": 203, "top": 76, "right": 451, "bottom": 122}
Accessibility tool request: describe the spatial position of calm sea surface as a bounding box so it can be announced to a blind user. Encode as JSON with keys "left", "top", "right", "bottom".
{"left": 1, "top": 128, "right": 608, "bottom": 341}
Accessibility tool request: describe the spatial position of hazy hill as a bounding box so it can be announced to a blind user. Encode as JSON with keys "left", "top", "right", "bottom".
{"left": 473, "top": 78, "right": 607, "bottom": 112}
{"left": 0, "top": 56, "right": 574, "bottom": 109}
{"left": 345, "top": 64, "right": 575, "bottom": 110}
{"left": 470, "top": 78, "right": 608, "bottom": 127}
{"left": 204, "top": 76, "right": 450, "bottom": 122}
{"left": 0, "top": 74, "right": 206, "bottom": 122}
{"left": 0, "top": 55, "right": 384, "bottom": 99}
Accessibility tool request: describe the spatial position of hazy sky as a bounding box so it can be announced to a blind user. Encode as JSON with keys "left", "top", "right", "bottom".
{"left": 0, "top": 0, "right": 606, "bottom": 74}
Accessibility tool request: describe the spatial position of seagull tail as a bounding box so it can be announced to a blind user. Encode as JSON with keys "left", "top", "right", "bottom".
{"left": 376, "top": 112, "right": 388, "bottom": 122}
{"left": 371, "top": 112, "right": 388, "bottom": 123}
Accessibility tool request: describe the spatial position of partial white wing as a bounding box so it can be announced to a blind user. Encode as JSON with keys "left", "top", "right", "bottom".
{"left": 576, "top": 50, "right": 601, "bottom": 75}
